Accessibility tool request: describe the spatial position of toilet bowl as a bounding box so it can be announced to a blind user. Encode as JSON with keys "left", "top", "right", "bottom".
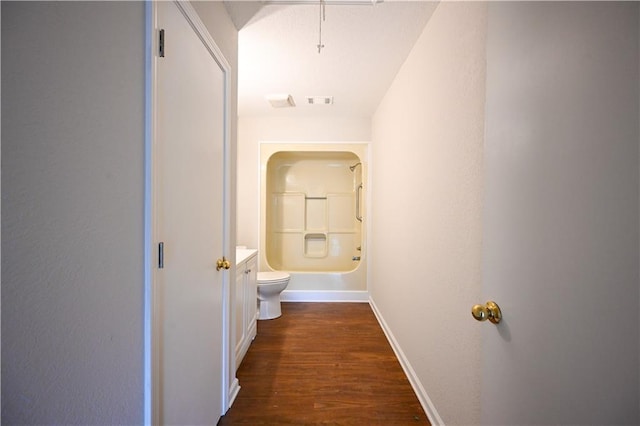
{"left": 257, "top": 271, "right": 290, "bottom": 320}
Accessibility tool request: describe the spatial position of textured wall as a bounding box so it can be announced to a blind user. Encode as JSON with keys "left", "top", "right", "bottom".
{"left": 2, "top": 2, "right": 145, "bottom": 423}
{"left": 370, "top": 3, "right": 487, "bottom": 424}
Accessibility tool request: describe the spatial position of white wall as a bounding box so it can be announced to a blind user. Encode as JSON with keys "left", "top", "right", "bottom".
{"left": 1, "top": 1, "right": 239, "bottom": 424}
{"left": 237, "top": 115, "right": 370, "bottom": 251}
{"left": 483, "top": 2, "right": 639, "bottom": 424}
{"left": 192, "top": 0, "right": 239, "bottom": 260}
{"left": 2, "top": 2, "right": 145, "bottom": 423}
{"left": 370, "top": 3, "right": 487, "bottom": 425}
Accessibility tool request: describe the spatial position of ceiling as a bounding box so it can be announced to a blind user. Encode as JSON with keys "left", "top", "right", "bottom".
{"left": 225, "top": 1, "right": 438, "bottom": 118}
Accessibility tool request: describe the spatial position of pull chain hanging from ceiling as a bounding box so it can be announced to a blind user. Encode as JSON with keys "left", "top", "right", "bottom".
{"left": 317, "top": 0, "right": 326, "bottom": 53}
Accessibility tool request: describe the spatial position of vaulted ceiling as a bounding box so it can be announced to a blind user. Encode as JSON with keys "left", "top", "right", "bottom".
{"left": 225, "top": 1, "right": 438, "bottom": 118}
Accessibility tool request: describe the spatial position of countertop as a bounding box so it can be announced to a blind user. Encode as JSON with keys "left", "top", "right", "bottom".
{"left": 236, "top": 248, "right": 257, "bottom": 265}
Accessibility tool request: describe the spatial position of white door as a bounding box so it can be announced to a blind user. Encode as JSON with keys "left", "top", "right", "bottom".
{"left": 482, "top": 3, "right": 638, "bottom": 425}
{"left": 154, "top": 2, "right": 228, "bottom": 424}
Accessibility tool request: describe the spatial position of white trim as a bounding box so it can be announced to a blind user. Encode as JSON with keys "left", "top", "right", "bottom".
{"left": 143, "top": 1, "right": 154, "bottom": 424}
{"left": 260, "top": 140, "right": 370, "bottom": 145}
{"left": 365, "top": 143, "right": 373, "bottom": 303}
{"left": 281, "top": 290, "right": 369, "bottom": 303}
{"left": 147, "top": 2, "right": 162, "bottom": 424}
{"left": 146, "top": 1, "right": 233, "bottom": 423}
{"left": 174, "top": 2, "right": 230, "bottom": 71}
{"left": 368, "top": 297, "right": 445, "bottom": 426}
{"left": 227, "top": 378, "right": 240, "bottom": 410}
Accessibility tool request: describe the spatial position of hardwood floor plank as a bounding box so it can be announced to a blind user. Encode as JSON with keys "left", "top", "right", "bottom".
{"left": 218, "top": 302, "right": 430, "bottom": 425}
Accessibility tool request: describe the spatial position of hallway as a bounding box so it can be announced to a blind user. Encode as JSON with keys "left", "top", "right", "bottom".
{"left": 218, "top": 303, "right": 429, "bottom": 425}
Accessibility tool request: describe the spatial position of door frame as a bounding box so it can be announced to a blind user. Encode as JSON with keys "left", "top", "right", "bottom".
{"left": 144, "top": 1, "right": 233, "bottom": 424}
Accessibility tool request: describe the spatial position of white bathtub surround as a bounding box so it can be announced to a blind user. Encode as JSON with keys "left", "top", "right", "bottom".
{"left": 260, "top": 142, "right": 370, "bottom": 294}
{"left": 281, "top": 290, "right": 369, "bottom": 303}
{"left": 237, "top": 116, "right": 371, "bottom": 252}
{"left": 264, "top": 150, "right": 363, "bottom": 272}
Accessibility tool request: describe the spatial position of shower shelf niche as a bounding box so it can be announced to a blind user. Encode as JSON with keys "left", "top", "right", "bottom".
{"left": 304, "top": 233, "right": 327, "bottom": 258}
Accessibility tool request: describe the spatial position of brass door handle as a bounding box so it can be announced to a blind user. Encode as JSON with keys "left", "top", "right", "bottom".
{"left": 471, "top": 301, "right": 502, "bottom": 324}
{"left": 216, "top": 257, "right": 231, "bottom": 271}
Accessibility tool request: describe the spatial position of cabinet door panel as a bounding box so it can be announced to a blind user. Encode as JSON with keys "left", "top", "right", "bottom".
{"left": 234, "top": 266, "right": 245, "bottom": 358}
{"left": 245, "top": 256, "right": 258, "bottom": 332}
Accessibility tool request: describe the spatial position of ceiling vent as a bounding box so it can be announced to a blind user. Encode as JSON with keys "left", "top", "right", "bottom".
{"left": 306, "top": 96, "right": 334, "bottom": 105}
{"left": 265, "top": 94, "right": 296, "bottom": 108}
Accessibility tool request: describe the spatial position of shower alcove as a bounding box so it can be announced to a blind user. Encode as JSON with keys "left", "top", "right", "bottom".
{"left": 260, "top": 143, "right": 368, "bottom": 300}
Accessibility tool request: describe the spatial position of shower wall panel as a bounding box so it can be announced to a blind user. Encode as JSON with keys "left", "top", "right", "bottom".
{"left": 265, "top": 151, "right": 363, "bottom": 273}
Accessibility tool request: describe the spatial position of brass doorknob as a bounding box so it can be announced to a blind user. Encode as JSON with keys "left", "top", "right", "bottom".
{"left": 471, "top": 301, "right": 502, "bottom": 324}
{"left": 216, "top": 257, "right": 231, "bottom": 271}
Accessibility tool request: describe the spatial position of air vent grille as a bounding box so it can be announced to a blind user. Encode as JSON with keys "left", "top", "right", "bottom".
{"left": 306, "top": 96, "right": 334, "bottom": 105}
{"left": 265, "top": 94, "right": 296, "bottom": 108}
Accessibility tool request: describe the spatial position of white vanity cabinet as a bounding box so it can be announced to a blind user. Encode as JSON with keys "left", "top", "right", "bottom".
{"left": 235, "top": 249, "right": 258, "bottom": 370}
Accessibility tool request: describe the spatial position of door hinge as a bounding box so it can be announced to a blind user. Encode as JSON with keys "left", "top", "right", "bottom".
{"left": 158, "top": 242, "right": 164, "bottom": 269}
{"left": 159, "top": 29, "right": 165, "bottom": 58}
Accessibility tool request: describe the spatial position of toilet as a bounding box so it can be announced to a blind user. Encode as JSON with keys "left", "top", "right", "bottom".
{"left": 256, "top": 271, "right": 290, "bottom": 320}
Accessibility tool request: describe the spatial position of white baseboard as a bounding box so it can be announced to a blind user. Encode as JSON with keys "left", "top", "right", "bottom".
{"left": 227, "top": 378, "right": 240, "bottom": 411}
{"left": 281, "top": 290, "right": 369, "bottom": 302}
{"left": 368, "top": 297, "right": 445, "bottom": 426}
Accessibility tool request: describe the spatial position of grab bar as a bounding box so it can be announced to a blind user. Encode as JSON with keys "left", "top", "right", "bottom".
{"left": 356, "top": 183, "right": 363, "bottom": 222}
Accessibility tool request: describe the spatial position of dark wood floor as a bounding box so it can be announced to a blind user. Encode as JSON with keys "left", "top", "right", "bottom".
{"left": 218, "top": 302, "right": 430, "bottom": 425}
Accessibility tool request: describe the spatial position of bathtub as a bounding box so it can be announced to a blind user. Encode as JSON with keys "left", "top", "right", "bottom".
{"left": 260, "top": 142, "right": 369, "bottom": 302}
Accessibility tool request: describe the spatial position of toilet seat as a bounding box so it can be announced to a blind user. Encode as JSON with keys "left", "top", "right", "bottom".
{"left": 258, "top": 280, "right": 287, "bottom": 287}
{"left": 257, "top": 271, "right": 290, "bottom": 283}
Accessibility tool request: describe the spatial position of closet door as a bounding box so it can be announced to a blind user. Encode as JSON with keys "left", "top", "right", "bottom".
{"left": 154, "top": 1, "right": 227, "bottom": 424}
